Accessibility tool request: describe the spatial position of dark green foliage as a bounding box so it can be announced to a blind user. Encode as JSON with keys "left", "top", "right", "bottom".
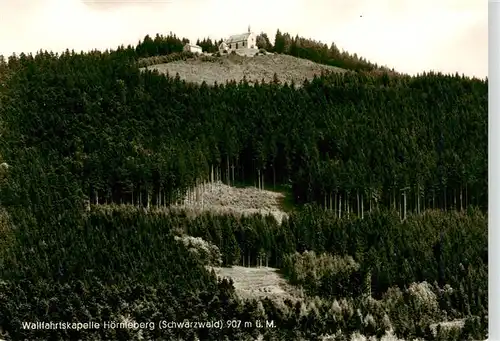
{"left": 0, "top": 204, "right": 488, "bottom": 340}
{"left": 0, "top": 208, "right": 272, "bottom": 340}
{"left": 0, "top": 49, "right": 487, "bottom": 216}
{"left": 136, "top": 51, "right": 196, "bottom": 67}
{"left": 268, "top": 30, "right": 384, "bottom": 72}
{"left": 135, "top": 33, "right": 186, "bottom": 58}
{"left": 0, "top": 277, "right": 258, "bottom": 340}
{"left": 196, "top": 37, "right": 222, "bottom": 53}
{"left": 195, "top": 207, "right": 487, "bottom": 312}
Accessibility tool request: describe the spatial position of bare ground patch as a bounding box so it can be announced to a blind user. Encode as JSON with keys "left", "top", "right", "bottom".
{"left": 141, "top": 53, "right": 346, "bottom": 86}
{"left": 209, "top": 265, "right": 303, "bottom": 302}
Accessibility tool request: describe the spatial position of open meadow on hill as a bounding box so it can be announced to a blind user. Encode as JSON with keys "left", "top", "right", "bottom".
{"left": 141, "top": 52, "right": 347, "bottom": 86}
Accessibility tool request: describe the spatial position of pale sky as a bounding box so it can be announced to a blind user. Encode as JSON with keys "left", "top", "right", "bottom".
{"left": 0, "top": 0, "right": 487, "bottom": 78}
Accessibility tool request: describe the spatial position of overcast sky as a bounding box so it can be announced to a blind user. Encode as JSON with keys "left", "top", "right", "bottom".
{"left": 0, "top": 0, "right": 487, "bottom": 78}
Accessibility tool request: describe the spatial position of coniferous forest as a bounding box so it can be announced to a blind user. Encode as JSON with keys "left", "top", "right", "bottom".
{"left": 0, "top": 30, "right": 488, "bottom": 340}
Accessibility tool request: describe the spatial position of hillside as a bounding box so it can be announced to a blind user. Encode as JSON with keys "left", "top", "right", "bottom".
{"left": 0, "top": 41, "right": 488, "bottom": 341}
{"left": 141, "top": 52, "right": 347, "bottom": 86}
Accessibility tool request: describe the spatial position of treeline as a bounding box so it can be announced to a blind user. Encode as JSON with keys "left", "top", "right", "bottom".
{"left": 0, "top": 49, "right": 487, "bottom": 218}
{"left": 196, "top": 37, "right": 223, "bottom": 53}
{"left": 257, "top": 30, "right": 389, "bottom": 72}
{"left": 135, "top": 33, "right": 188, "bottom": 58}
{"left": 134, "top": 33, "right": 223, "bottom": 57}
{"left": 0, "top": 205, "right": 488, "bottom": 340}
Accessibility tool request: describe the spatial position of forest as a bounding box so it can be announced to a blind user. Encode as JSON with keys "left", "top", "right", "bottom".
{"left": 0, "top": 29, "right": 488, "bottom": 340}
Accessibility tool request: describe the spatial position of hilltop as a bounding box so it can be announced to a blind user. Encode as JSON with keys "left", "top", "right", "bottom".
{"left": 140, "top": 52, "right": 347, "bottom": 86}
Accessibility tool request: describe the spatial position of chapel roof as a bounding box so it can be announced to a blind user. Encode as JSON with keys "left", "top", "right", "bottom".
{"left": 225, "top": 32, "right": 251, "bottom": 44}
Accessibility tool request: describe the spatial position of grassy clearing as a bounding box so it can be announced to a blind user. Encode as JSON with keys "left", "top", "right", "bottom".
{"left": 141, "top": 53, "right": 346, "bottom": 86}
{"left": 209, "top": 265, "right": 304, "bottom": 302}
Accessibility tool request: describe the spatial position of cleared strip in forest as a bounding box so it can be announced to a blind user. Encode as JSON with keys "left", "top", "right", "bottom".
{"left": 176, "top": 181, "right": 288, "bottom": 224}
{"left": 90, "top": 181, "right": 288, "bottom": 224}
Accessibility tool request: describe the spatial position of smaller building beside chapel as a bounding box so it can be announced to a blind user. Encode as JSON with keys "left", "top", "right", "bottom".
{"left": 183, "top": 44, "right": 203, "bottom": 54}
